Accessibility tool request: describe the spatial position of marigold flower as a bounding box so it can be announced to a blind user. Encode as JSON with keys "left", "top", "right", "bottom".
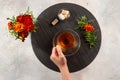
{"left": 84, "top": 24, "right": 94, "bottom": 32}
{"left": 17, "top": 15, "right": 23, "bottom": 22}
{"left": 22, "top": 14, "right": 33, "bottom": 26}
{"left": 18, "top": 31, "right": 28, "bottom": 42}
{"left": 7, "top": 8, "right": 36, "bottom": 42}
{"left": 8, "top": 22, "right": 13, "bottom": 30}
{"left": 27, "top": 23, "right": 34, "bottom": 32}
{"left": 14, "top": 22, "right": 25, "bottom": 32}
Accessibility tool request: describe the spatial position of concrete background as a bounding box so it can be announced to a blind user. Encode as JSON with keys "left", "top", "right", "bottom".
{"left": 0, "top": 0, "right": 120, "bottom": 80}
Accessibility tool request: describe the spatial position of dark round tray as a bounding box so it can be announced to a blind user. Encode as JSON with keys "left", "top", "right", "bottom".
{"left": 31, "top": 3, "right": 101, "bottom": 73}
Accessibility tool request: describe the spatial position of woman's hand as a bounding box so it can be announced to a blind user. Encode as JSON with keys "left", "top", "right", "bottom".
{"left": 50, "top": 45, "right": 67, "bottom": 68}
{"left": 50, "top": 45, "right": 73, "bottom": 80}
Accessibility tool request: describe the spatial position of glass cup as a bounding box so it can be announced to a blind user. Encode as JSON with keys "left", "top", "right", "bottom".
{"left": 53, "top": 29, "right": 81, "bottom": 56}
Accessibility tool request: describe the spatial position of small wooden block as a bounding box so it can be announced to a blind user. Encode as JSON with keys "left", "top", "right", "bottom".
{"left": 51, "top": 18, "right": 59, "bottom": 26}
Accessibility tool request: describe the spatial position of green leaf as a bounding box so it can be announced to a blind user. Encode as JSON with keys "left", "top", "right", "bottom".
{"left": 88, "top": 19, "right": 95, "bottom": 23}
{"left": 7, "top": 18, "right": 11, "bottom": 20}
{"left": 81, "top": 16, "right": 87, "bottom": 21}
{"left": 76, "top": 16, "right": 90, "bottom": 30}
{"left": 84, "top": 30, "right": 98, "bottom": 48}
{"left": 26, "top": 7, "right": 30, "bottom": 13}
{"left": 74, "top": 26, "right": 81, "bottom": 30}
{"left": 11, "top": 16, "right": 16, "bottom": 23}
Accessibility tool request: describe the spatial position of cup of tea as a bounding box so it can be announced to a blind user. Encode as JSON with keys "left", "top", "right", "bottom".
{"left": 53, "top": 29, "right": 81, "bottom": 56}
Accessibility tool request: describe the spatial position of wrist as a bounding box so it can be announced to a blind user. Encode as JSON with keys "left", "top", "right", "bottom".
{"left": 59, "top": 64, "right": 69, "bottom": 72}
{"left": 59, "top": 64, "right": 72, "bottom": 80}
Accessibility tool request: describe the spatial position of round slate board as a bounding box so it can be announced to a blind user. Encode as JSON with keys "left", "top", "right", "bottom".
{"left": 31, "top": 3, "right": 101, "bottom": 73}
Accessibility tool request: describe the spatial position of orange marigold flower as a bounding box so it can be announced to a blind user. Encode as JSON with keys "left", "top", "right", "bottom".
{"left": 14, "top": 22, "right": 25, "bottom": 32}
{"left": 84, "top": 24, "right": 94, "bottom": 32}
{"left": 8, "top": 21, "right": 13, "bottom": 30}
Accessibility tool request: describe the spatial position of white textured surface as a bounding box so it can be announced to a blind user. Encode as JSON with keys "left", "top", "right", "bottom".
{"left": 0, "top": 0, "right": 120, "bottom": 80}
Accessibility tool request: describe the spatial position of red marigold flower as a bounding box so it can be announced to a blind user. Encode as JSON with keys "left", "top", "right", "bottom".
{"left": 8, "top": 21, "right": 13, "bottom": 30}
{"left": 18, "top": 31, "right": 28, "bottom": 42}
{"left": 84, "top": 24, "right": 94, "bottom": 32}
{"left": 22, "top": 14, "right": 33, "bottom": 26}
{"left": 27, "top": 24, "right": 34, "bottom": 32}
{"left": 17, "top": 15, "right": 23, "bottom": 22}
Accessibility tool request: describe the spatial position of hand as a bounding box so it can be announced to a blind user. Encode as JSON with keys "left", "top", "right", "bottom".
{"left": 50, "top": 45, "right": 73, "bottom": 80}
{"left": 50, "top": 45, "right": 67, "bottom": 68}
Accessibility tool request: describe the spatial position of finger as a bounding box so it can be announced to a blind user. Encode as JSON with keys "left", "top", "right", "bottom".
{"left": 56, "top": 45, "right": 65, "bottom": 57}
{"left": 50, "top": 47, "right": 56, "bottom": 59}
{"left": 51, "top": 47, "right": 58, "bottom": 58}
{"left": 54, "top": 47, "right": 59, "bottom": 56}
{"left": 51, "top": 47, "right": 56, "bottom": 56}
{"left": 56, "top": 45, "right": 62, "bottom": 55}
